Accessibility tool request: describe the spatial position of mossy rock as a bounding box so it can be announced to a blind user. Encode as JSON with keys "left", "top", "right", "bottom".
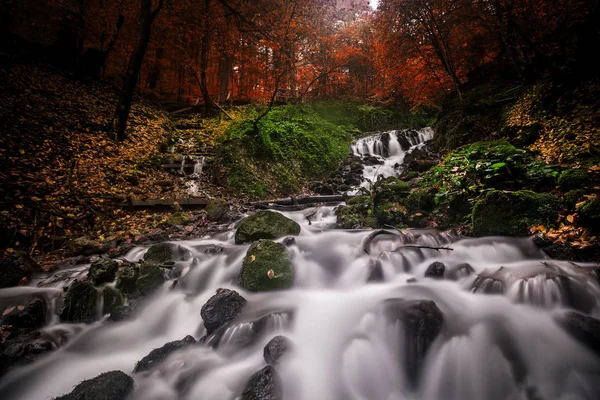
{"left": 373, "top": 177, "right": 410, "bottom": 205}
{"left": 564, "top": 189, "right": 587, "bottom": 210}
{"left": 374, "top": 202, "right": 405, "bottom": 227}
{"left": 165, "top": 212, "right": 191, "bottom": 226}
{"left": 206, "top": 199, "right": 229, "bottom": 222}
{"left": 88, "top": 257, "right": 119, "bottom": 285}
{"left": 472, "top": 190, "right": 561, "bottom": 236}
{"left": 54, "top": 370, "right": 134, "bottom": 400}
{"left": 235, "top": 211, "right": 300, "bottom": 244}
{"left": 144, "top": 243, "right": 182, "bottom": 264}
{"left": 116, "top": 263, "right": 166, "bottom": 297}
{"left": 405, "top": 190, "right": 435, "bottom": 213}
{"left": 102, "top": 286, "right": 124, "bottom": 316}
{"left": 61, "top": 281, "right": 99, "bottom": 322}
{"left": 558, "top": 169, "right": 592, "bottom": 190}
{"left": 579, "top": 198, "right": 600, "bottom": 235}
{"left": 136, "top": 264, "right": 167, "bottom": 296}
{"left": 335, "top": 198, "right": 377, "bottom": 229}
{"left": 239, "top": 240, "right": 293, "bottom": 292}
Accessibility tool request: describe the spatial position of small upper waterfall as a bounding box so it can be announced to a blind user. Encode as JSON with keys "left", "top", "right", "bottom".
{"left": 351, "top": 127, "right": 433, "bottom": 187}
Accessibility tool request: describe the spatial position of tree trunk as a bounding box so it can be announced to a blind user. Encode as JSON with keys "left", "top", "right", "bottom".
{"left": 200, "top": 0, "right": 217, "bottom": 115}
{"left": 109, "top": 0, "right": 163, "bottom": 141}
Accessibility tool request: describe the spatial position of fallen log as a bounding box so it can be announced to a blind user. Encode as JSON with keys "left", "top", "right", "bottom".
{"left": 250, "top": 195, "right": 346, "bottom": 207}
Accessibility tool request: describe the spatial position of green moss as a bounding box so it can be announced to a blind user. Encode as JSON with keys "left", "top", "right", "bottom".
{"left": 405, "top": 190, "right": 435, "bottom": 213}
{"left": 373, "top": 177, "right": 410, "bottom": 205}
{"left": 472, "top": 190, "right": 561, "bottom": 236}
{"left": 564, "top": 189, "right": 586, "bottom": 210}
{"left": 144, "top": 243, "right": 179, "bottom": 264}
{"left": 239, "top": 240, "right": 293, "bottom": 292}
{"left": 88, "top": 257, "right": 119, "bottom": 285}
{"left": 579, "top": 198, "right": 600, "bottom": 234}
{"left": 557, "top": 169, "right": 592, "bottom": 190}
{"left": 374, "top": 202, "right": 405, "bottom": 227}
{"left": 206, "top": 199, "right": 229, "bottom": 222}
{"left": 336, "top": 196, "right": 377, "bottom": 229}
{"left": 165, "top": 212, "right": 191, "bottom": 226}
{"left": 404, "top": 171, "right": 419, "bottom": 180}
{"left": 235, "top": 211, "right": 301, "bottom": 244}
{"left": 136, "top": 264, "right": 166, "bottom": 296}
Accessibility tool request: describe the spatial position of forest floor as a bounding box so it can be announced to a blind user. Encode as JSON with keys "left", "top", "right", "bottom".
{"left": 0, "top": 61, "right": 243, "bottom": 267}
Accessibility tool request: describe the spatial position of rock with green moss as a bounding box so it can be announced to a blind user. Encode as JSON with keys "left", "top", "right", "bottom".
{"left": 165, "top": 212, "right": 191, "bottom": 226}
{"left": 375, "top": 202, "right": 405, "bottom": 227}
{"left": 239, "top": 240, "right": 293, "bottom": 292}
{"left": 235, "top": 211, "right": 300, "bottom": 244}
{"left": 472, "top": 190, "right": 561, "bottom": 236}
{"left": 88, "top": 257, "right": 119, "bottom": 285}
{"left": 116, "top": 263, "right": 166, "bottom": 297}
{"left": 373, "top": 178, "right": 410, "bottom": 205}
{"left": 564, "top": 189, "right": 586, "bottom": 210}
{"left": 102, "top": 286, "right": 124, "bottom": 316}
{"left": 336, "top": 196, "right": 377, "bottom": 229}
{"left": 579, "top": 198, "right": 600, "bottom": 234}
{"left": 206, "top": 199, "right": 229, "bottom": 222}
{"left": 144, "top": 243, "right": 182, "bottom": 264}
{"left": 558, "top": 169, "right": 592, "bottom": 190}
{"left": 61, "top": 281, "right": 98, "bottom": 322}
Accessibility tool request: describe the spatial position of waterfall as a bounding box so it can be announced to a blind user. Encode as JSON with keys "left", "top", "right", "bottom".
{"left": 351, "top": 127, "right": 434, "bottom": 187}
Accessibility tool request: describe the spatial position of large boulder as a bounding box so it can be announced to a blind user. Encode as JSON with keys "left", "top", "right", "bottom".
{"left": 201, "top": 288, "right": 247, "bottom": 336}
{"left": 263, "top": 335, "right": 291, "bottom": 365}
{"left": 66, "top": 237, "right": 104, "bottom": 257}
{"left": 240, "top": 365, "right": 283, "bottom": 400}
{"left": 472, "top": 190, "right": 561, "bottom": 236}
{"left": 134, "top": 335, "right": 196, "bottom": 373}
{"left": 0, "top": 299, "right": 46, "bottom": 329}
{"left": 373, "top": 177, "right": 410, "bottom": 205}
{"left": 206, "top": 199, "right": 230, "bottom": 222}
{"left": 0, "top": 252, "right": 36, "bottom": 288}
{"left": 555, "top": 311, "right": 600, "bottom": 356}
{"left": 384, "top": 299, "right": 444, "bottom": 386}
{"left": 235, "top": 211, "right": 300, "bottom": 244}
{"left": 115, "top": 263, "right": 166, "bottom": 298}
{"left": 60, "top": 281, "right": 98, "bottom": 323}
{"left": 239, "top": 240, "right": 293, "bottom": 292}
{"left": 425, "top": 262, "right": 445, "bottom": 279}
{"left": 0, "top": 329, "right": 55, "bottom": 377}
{"left": 88, "top": 257, "right": 119, "bottom": 285}
{"left": 54, "top": 371, "right": 134, "bottom": 400}
{"left": 144, "top": 243, "right": 186, "bottom": 265}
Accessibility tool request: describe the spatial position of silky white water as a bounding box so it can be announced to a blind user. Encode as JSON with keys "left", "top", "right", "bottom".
{"left": 1, "top": 130, "right": 599, "bottom": 400}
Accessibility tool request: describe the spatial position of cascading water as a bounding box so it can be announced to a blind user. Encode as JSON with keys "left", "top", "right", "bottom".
{"left": 351, "top": 128, "right": 434, "bottom": 187}
{"left": 1, "top": 129, "right": 600, "bottom": 400}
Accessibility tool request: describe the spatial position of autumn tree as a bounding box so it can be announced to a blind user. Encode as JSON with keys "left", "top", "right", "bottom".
{"left": 109, "top": 0, "right": 165, "bottom": 141}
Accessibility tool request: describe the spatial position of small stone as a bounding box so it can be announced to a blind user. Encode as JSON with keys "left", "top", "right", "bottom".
{"left": 200, "top": 288, "right": 246, "bottom": 336}
{"left": 134, "top": 335, "right": 196, "bottom": 373}
{"left": 425, "top": 262, "right": 445, "bottom": 279}
{"left": 263, "top": 335, "right": 291, "bottom": 365}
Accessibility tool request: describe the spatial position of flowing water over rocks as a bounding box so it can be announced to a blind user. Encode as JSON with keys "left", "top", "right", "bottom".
{"left": 1, "top": 130, "right": 600, "bottom": 400}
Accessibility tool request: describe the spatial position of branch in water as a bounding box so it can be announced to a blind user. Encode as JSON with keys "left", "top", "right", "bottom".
{"left": 397, "top": 245, "right": 454, "bottom": 251}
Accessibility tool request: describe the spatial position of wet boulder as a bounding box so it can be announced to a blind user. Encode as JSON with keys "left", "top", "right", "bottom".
{"left": 144, "top": 243, "right": 186, "bottom": 264}
{"left": 240, "top": 365, "right": 283, "bottom": 400}
{"left": 0, "top": 252, "right": 37, "bottom": 288}
{"left": 556, "top": 311, "right": 600, "bottom": 356}
{"left": 264, "top": 335, "right": 291, "bottom": 365}
{"left": 425, "top": 262, "right": 445, "bottom": 279}
{"left": 472, "top": 190, "right": 561, "bottom": 236}
{"left": 0, "top": 329, "right": 55, "bottom": 377}
{"left": 235, "top": 211, "right": 300, "bottom": 245}
{"left": 201, "top": 288, "right": 247, "bottom": 336}
{"left": 384, "top": 299, "right": 444, "bottom": 386}
{"left": 88, "top": 257, "right": 119, "bottom": 285}
{"left": 115, "top": 263, "right": 166, "bottom": 298}
{"left": 0, "top": 299, "right": 46, "bottom": 329}
{"left": 60, "top": 281, "right": 98, "bottom": 323}
{"left": 134, "top": 335, "right": 196, "bottom": 373}
{"left": 101, "top": 286, "right": 124, "bottom": 316}
{"left": 206, "top": 199, "right": 230, "bottom": 222}
{"left": 239, "top": 240, "right": 293, "bottom": 292}
{"left": 54, "top": 370, "right": 134, "bottom": 400}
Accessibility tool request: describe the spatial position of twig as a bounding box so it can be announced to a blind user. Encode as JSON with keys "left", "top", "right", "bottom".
{"left": 399, "top": 245, "right": 454, "bottom": 251}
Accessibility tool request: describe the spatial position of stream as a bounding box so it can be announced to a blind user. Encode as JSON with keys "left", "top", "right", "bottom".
{"left": 1, "top": 129, "right": 599, "bottom": 400}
